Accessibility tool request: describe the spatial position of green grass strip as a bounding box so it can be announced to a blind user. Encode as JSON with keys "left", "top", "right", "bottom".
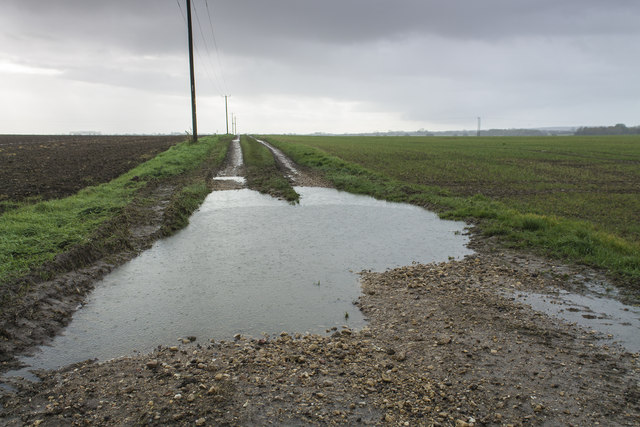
{"left": 240, "top": 136, "right": 299, "bottom": 203}
{"left": 269, "top": 135, "right": 640, "bottom": 243}
{"left": 263, "top": 136, "right": 640, "bottom": 282}
{"left": 0, "top": 135, "right": 227, "bottom": 285}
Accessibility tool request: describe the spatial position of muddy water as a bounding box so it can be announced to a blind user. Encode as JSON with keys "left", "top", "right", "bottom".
{"left": 10, "top": 187, "right": 472, "bottom": 374}
{"left": 513, "top": 288, "right": 640, "bottom": 353}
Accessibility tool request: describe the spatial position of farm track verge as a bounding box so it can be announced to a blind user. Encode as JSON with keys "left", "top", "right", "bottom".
{"left": 239, "top": 136, "right": 299, "bottom": 203}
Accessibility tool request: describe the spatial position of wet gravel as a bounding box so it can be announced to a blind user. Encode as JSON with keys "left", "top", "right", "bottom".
{"left": 1, "top": 251, "right": 638, "bottom": 426}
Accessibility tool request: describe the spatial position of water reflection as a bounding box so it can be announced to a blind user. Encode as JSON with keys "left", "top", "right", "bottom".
{"left": 10, "top": 187, "right": 472, "bottom": 374}
{"left": 514, "top": 289, "right": 640, "bottom": 353}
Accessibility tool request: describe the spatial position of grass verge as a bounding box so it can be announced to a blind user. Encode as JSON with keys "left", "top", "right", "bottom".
{"left": 262, "top": 136, "right": 640, "bottom": 287}
{"left": 0, "top": 135, "right": 231, "bottom": 286}
{"left": 240, "top": 136, "right": 299, "bottom": 203}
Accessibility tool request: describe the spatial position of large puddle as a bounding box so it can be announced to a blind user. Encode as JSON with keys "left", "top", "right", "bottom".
{"left": 9, "top": 187, "right": 472, "bottom": 376}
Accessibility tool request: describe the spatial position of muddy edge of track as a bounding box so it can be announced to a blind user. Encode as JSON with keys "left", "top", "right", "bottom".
{"left": 0, "top": 140, "right": 220, "bottom": 370}
{"left": 1, "top": 142, "right": 639, "bottom": 425}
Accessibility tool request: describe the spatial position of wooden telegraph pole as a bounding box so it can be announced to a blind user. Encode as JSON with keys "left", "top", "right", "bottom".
{"left": 224, "top": 95, "right": 230, "bottom": 134}
{"left": 186, "top": 0, "right": 198, "bottom": 142}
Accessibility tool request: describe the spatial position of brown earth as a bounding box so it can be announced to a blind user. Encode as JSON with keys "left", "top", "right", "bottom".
{"left": 0, "top": 134, "right": 184, "bottom": 209}
{"left": 0, "top": 139, "right": 639, "bottom": 425}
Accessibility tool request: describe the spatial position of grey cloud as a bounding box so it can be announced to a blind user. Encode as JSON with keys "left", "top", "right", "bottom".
{"left": 5, "top": 1, "right": 639, "bottom": 58}
{"left": 1, "top": 0, "right": 639, "bottom": 133}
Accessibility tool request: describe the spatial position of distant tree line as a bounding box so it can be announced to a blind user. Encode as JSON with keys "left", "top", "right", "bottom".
{"left": 575, "top": 123, "right": 640, "bottom": 135}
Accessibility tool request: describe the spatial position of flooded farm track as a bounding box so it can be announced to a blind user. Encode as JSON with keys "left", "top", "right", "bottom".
{"left": 4, "top": 139, "right": 473, "bottom": 375}
{"left": 212, "top": 137, "right": 245, "bottom": 190}
{"left": 1, "top": 253, "right": 638, "bottom": 426}
{"left": 0, "top": 135, "right": 320, "bottom": 371}
{"left": 1, "top": 137, "right": 639, "bottom": 425}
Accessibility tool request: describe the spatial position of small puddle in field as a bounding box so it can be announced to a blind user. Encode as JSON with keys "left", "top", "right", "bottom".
{"left": 6, "top": 186, "right": 472, "bottom": 378}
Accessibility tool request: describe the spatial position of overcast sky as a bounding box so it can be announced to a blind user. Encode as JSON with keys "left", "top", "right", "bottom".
{"left": 1, "top": 0, "right": 639, "bottom": 135}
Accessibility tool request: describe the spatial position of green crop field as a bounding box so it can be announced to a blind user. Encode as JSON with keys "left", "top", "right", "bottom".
{"left": 264, "top": 135, "right": 640, "bottom": 284}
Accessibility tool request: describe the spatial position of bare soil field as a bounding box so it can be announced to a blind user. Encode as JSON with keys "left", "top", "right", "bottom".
{"left": 0, "top": 135, "right": 184, "bottom": 208}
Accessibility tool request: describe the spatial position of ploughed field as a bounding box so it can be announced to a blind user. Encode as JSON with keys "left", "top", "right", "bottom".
{"left": 0, "top": 135, "right": 185, "bottom": 208}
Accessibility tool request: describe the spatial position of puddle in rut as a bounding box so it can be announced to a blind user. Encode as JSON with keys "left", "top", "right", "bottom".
{"left": 513, "top": 289, "right": 640, "bottom": 353}
{"left": 8, "top": 187, "right": 472, "bottom": 377}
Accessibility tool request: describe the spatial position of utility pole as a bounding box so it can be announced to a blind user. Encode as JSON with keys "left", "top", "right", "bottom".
{"left": 224, "top": 95, "right": 230, "bottom": 134}
{"left": 186, "top": 0, "right": 197, "bottom": 142}
{"left": 477, "top": 116, "right": 481, "bottom": 137}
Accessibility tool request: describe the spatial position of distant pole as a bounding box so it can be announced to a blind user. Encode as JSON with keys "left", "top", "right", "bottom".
{"left": 186, "top": 0, "right": 197, "bottom": 142}
{"left": 224, "top": 95, "right": 230, "bottom": 134}
{"left": 477, "top": 116, "right": 481, "bottom": 137}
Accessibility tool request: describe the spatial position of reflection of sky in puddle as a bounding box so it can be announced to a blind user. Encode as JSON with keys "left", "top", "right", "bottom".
{"left": 213, "top": 176, "right": 246, "bottom": 184}
{"left": 513, "top": 289, "right": 640, "bottom": 353}
{"left": 7, "top": 187, "right": 472, "bottom": 377}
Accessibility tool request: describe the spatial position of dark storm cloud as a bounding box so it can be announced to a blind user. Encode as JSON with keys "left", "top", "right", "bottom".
{"left": 1, "top": 0, "right": 639, "bottom": 133}
{"left": 204, "top": 0, "right": 640, "bottom": 52}
{"left": 5, "top": 0, "right": 638, "bottom": 57}
{"left": 2, "top": 0, "right": 182, "bottom": 54}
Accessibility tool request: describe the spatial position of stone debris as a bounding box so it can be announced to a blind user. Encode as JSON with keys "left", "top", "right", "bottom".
{"left": 0, "top": 254, "right": 638, "bottom": 425}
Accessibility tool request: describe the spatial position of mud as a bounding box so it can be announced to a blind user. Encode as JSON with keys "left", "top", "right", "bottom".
{"left": 211, "top": 137, "right": 245, "bottom": 191}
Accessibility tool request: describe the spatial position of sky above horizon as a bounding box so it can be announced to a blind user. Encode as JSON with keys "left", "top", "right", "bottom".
{"left": 1, "top": 0, "right": 639, "bottom": 135}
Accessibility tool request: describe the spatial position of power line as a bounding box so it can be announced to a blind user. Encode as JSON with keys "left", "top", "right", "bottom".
{"left": 204, "top": 0, "right": 229, "bottom": 93}
{"left": 177, "top": 0, "right": 232, "bottom": 133}
{"left": 178, "top": 0, "right": 224, "bottom": 97}
{"left": 192, "top": 1, "right": 226, "bottom": 96}
{"left": 176, "top": 0, "right": 186, "bottom": 23}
